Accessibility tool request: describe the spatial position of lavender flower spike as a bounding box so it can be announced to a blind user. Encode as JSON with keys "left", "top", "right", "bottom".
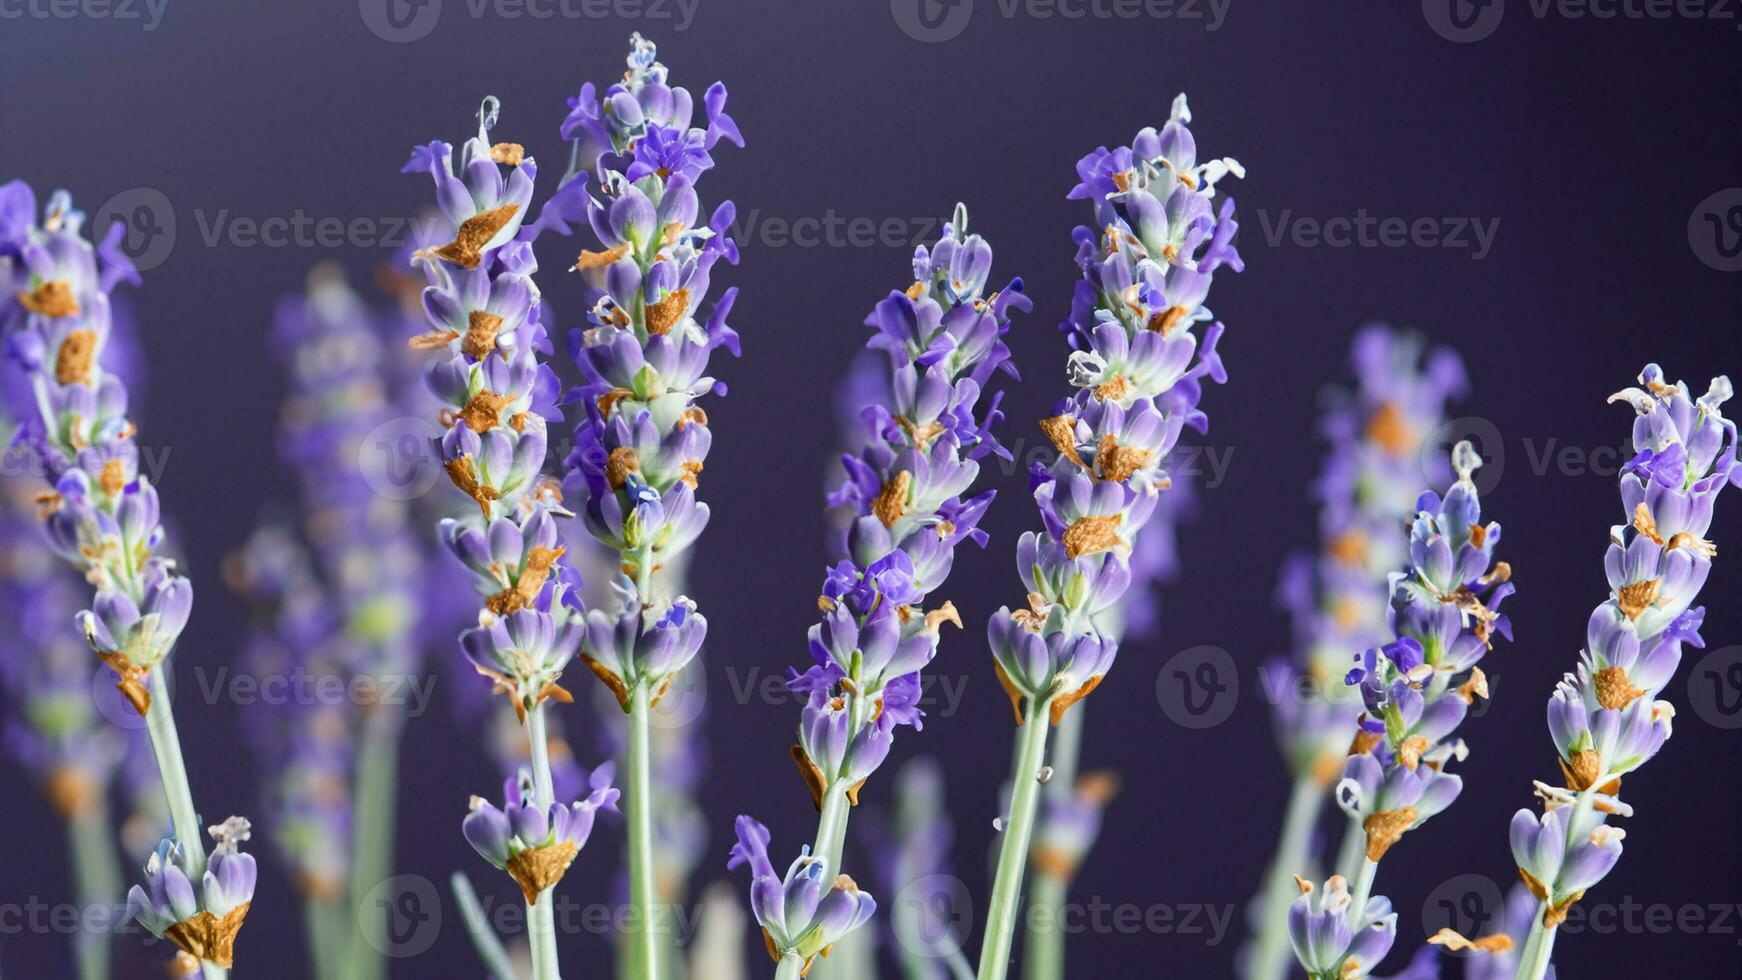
{"left": 3, "top": 182, "right": 247, "bottom": 978}
{"left": 978, "top": 94, "right": 1243, "bottom": 980}
{"left": 1506, "top": 365, "right": 1738, "bottom": 979}
{"left": 1283, "top": 441, "right": 1513, "bottom": 980}
{"left": 560, "top": 33, "right": 741, "bottom": 979}
{"left": 1244, "top": 327, "right": 1467, "bottom": 980}
{"left": 403, "top": 83, "right": 592, "bottom": 980}
{"left": 726, "top": 205, "right": 1024, "bottom": 980}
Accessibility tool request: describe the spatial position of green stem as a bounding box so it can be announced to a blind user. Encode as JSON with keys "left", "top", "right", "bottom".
{"left": 143, "top": 663, "right": 205, "bottom": 879}
{"left": 774, "top": 951, "right": 807, "bottom": 980}
{"left": 627, "top": 683, "right": 659, "bottom": 980}
{"left": 346, "top": 709, "right": 402, "bottom": 980}
{"left": 1245, "top": 774, "right": 1322, "bottom": 980}
{"left": 1331, "top": 816, "right": 1363, "bottom": 885}
{"left": 1020, "top": 875, "right": 1066, "bottom": 980}
{"left": 1021, "top": 704, "right": 1084, "bottom": 980}
{"left": 527, "top": 705, "right": 562, "bottom": 980}
{"left": 68, "top": 807, "right": 120, "bottom": 980}
{"left": 453, "top": 872, "right": 520, "bottom": 980}
{"left": 1513, "top": 914, "right": 1554, "bottom": 980}
{"left": 976, "top": 702, "right": 1054, "bottom": 980}
{"left": 1345, "top": 858, "right": 1377, "bottom": 926}
{"left": 303, "top": 898, "right": 349, "bottom": 980}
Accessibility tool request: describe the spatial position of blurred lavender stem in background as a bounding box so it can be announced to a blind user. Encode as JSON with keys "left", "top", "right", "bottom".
{"left": 978, "top": 94, "right": 1242, "bottom": 980}
{"left": 226, "top": 266, "right": 427, "bottom": 980}
{"left": 1242, "top": 327, "right": 1466, "bottom": 980}
{"left": 1505, "top": 366, "right": 1737, "bottom": 979}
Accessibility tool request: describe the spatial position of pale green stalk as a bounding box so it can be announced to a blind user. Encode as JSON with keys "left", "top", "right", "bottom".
{"left": 346, "top": 708, "right": 402, "bottom": 980}
{"left": 976, "top": 701, "right": 1054, "bottom": 980}
{"left": 527, "top": 705, "right": 561, "bottom": 980}
{"left": 68, "top": 807, "right": 121, "bottom": 980}
{"left": 143, "top": 662, "right": 226, "bottom": 980}
{"left": 774, "top": 952, "right": 807, "bottom": 980}
{"left": 1344, "top": 858, "right": 1377, "bottom": 927}
{"left": 1245, "top": 774, "right": 1321, "bottom": 980}
{"left": 143, "top": 664, "right": 204, "bottom": 879}
{"left": 1021, "top": 703, "right": 1083, "bottom": 980}
{"left": 627, "top": 682, "right": 659, "bottom": 980}
{"left": 304, "top": 898, "right": 349, "bottom": 980}
{"left": 453, "top": 872, "right": 520, "bottom": 980}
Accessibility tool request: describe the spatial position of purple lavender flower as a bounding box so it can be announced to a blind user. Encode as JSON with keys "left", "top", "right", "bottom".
{"left": 464, "top": 767, "right": 619, "bottom": 903}
{"left": 1286, "top": 875, "right": 1397, "bottom": 980}
{"left": 1500, "top": 366, "right": 1738, "bottom": 978}
{"left": 563, "top": 33, "right": 741, "bottom": 711}
{"left": 726, "top": 816, "right": 877, "bottom": 973}
{"left": 128, "top": 818, "right": 259, "bottom": 970}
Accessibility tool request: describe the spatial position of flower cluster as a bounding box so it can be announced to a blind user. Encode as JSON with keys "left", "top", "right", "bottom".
{"left": 1286, "top": 875, "right": 1397, "bottom": 980}
{"left": 1268, "top": 327, "right": 1469, "bottom": 783}
{"left": 465, "top": 766, "right": 619, "bottom": 904}
{"left": 405, "top": 94, "right": 589, "bottom": 724}
{"left": 723, "top": 205, "right": 1023, "bottom": 968}
{"left": 129, "top": 817, "right": 259, "bottom": 970}
{"left": 1505, "top": 366, "right": 1737, "bottom": 971}
{"left": 728, "top": 816, "right": 877, "bottom": 974}
{"left": 561, "top": 31, "right": 741, "bottom": 704}
{"left": 798, "top": 203, "right": 1025, "bottom": 795}
{"left": 1336, "top": 441, "right": 1513, "bottom": 867}
{"left": 989, "top": 93, "right": 1242, "bottom": 723}
{"left": 0, "top": 182, "right": 186, "bottom": 716}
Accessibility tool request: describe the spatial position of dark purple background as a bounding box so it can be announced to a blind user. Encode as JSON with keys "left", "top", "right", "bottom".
{"left": 4, "top": 0, "right": 1742, "bottom": 975}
